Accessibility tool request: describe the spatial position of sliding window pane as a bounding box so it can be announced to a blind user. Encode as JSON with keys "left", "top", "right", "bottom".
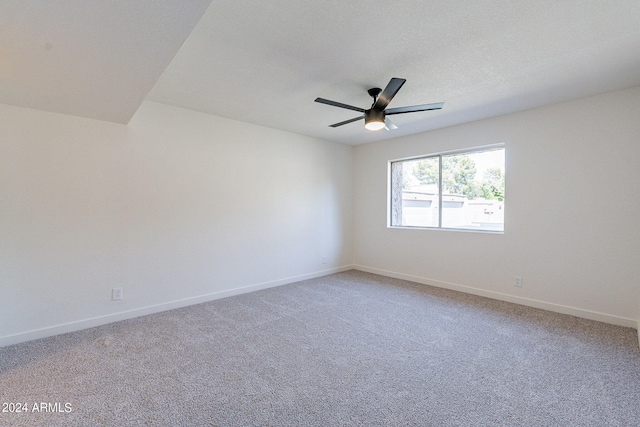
{"left": 441, "top": 149, "right": 504, "bottom": 231}
{"left": 390, "top": 157, "right": 440, "bottom": 227}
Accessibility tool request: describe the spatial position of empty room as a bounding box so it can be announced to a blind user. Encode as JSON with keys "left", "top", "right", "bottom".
{"left": 1, "top": 1, "right": 640, "bottom": 426}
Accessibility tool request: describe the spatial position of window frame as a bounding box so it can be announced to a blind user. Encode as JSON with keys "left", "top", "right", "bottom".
{"left": 387, "top": 143, "right": 505, "bottom": 233}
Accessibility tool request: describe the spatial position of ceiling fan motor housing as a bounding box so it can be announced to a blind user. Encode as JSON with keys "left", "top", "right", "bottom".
{"left": 364, "top": 108, "right": 385, "bottom": 130}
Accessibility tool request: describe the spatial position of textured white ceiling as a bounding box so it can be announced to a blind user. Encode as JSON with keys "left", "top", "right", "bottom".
{"left": 0, "top": 0, "right": 211, "bottom": 124}
{"left": 2, "top": 1, "right": 640, "bottom": 144}
{"left": 147, "top": 0, "right": 640, "bottom": 144}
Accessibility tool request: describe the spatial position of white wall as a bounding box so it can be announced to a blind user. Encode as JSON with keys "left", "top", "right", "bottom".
{"left": 354, "top": 86, "right": 640, "bottom": 328}
{"left": 3, "top": 87, "right": 639, "bottom": 348}
{"left": 0, "top": 101, "right": 353, "bottom": 346}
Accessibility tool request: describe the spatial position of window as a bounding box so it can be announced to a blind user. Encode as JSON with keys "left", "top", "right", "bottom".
{"left": 389, "top": 145, "right": 505, "bottom": 232}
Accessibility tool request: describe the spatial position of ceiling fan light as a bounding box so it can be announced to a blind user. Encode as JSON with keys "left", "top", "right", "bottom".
{"left": 365, "top": 120, "right": 385, "bottom": 131}
{"left": 364, "top": 109, "right": 385, "bottom": 131}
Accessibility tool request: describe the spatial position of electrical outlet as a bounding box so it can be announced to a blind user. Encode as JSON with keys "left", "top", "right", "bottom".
{"left": 112, "top": 287, "right": 123, "bottom": 301}
{"left": 514, "top": 277, "right": 523, "bottom": 288}
{"left": 322, "top": 256, "right": 327, "bottom": 264}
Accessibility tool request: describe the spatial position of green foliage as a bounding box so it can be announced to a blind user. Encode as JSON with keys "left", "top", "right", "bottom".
{"left": 411, "top": 155, "right": 504, "bottom": 201}
{"left": 412, "top": 158, "right": 439, "bottom": 185}
{"left": 442, "top": 155, "right": 477, "bottom": 197}
{"left": 482, "top": 167, "right": 505, "bottom": 201}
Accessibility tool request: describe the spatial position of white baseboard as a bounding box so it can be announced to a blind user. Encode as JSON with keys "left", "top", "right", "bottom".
{"left": 355, "top": 265, "right": 638, "bottom": 330}
{"left": 0, "top": 265, "right": 354, "bottom": 348}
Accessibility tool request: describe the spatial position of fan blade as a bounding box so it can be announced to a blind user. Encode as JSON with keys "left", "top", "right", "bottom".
{"left": 386, "top": 102, "right": 444, "bottom": 115}
{"left": 329, "top": 115, "right": 364, "bottom": 128}
{"left": 372, "top": 78, "right": 406, "bottom": 111}
{"left": 315, "top": 98, "right": 365, "bottom": 113}
{"left": 385, "top": 117, "right": 397, "bottom": 130}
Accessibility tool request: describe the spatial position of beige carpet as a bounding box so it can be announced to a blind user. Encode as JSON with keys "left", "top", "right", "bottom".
{"left": 1, "top": 270, "right": 639, "bottom": 426}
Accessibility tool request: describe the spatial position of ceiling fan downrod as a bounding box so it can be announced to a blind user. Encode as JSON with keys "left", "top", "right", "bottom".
{"left": 367, "top": 87, "right": 382, "bottom": 107}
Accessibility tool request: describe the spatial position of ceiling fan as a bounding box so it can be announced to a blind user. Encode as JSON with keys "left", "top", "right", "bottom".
{"left": 315, "top": 77, "right": 444, "bottom": 131}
